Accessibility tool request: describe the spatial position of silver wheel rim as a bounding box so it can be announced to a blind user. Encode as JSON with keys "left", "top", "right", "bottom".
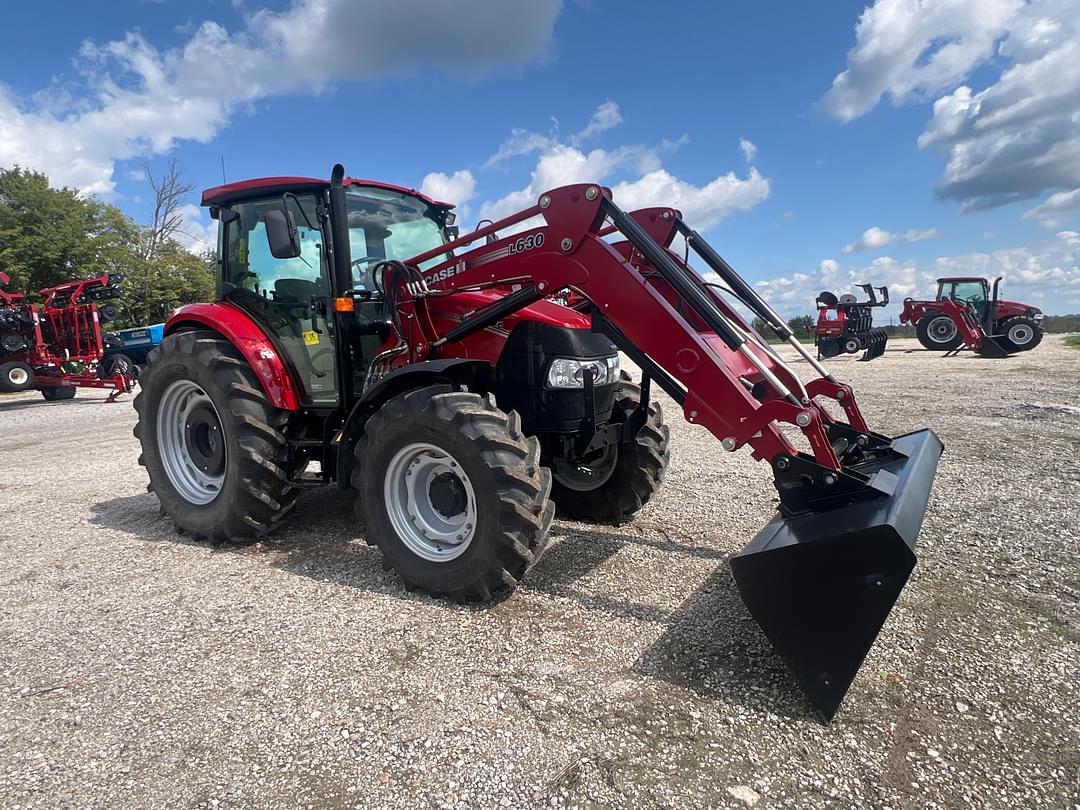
{"left": 384, "top": 442, "right": 477, "bottom": 562}
{"left": 552, "top": 443, "right": 618, "bottom": 492}
{"left": 7, "top": 366, "right": 29, "bottom": 386}
{"left": 1008, "top": 324, "right": 1033, "bottom": 345}
{"left": 156, "top": 379, "right": 225, "bottom": 506}
{"left": 844, "top": 339, "right": 860, "bottom": 353}
{"left": 928, "top": 316, "right": 957, "bottom": 344}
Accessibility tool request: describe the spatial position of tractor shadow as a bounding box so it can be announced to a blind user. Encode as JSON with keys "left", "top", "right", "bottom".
{"left": 0, "top": 396, "right": 105, "bottom": 412}
{"left": 89, "top": 489, "right": 813, "bottom": 720}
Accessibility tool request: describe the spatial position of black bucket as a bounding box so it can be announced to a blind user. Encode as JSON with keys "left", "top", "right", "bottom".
{"left": 729, "top": 429, "right": 943, "bottom": 721}
{"left": 976, "top": 336, "right": 1011, "bottom": 358}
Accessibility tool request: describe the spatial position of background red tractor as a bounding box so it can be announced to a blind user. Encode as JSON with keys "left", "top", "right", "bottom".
{"left": 900, "top": 275, "right": 1043, "bottom": 357}
{"left": 132, "top": 164, "right": 942, "bottom": 719}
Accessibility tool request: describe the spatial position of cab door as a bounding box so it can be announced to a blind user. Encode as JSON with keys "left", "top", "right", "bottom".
{"left": 221, "top": 193, "right": 338, "bottom": 405}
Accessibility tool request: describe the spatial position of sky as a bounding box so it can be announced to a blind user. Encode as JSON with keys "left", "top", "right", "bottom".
{"left": 1, "top": 0, "right": 1079, "bottom": 318}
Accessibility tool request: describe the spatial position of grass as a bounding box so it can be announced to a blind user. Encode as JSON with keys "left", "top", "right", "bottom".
{"left": 1065, "top": 335, "right": 1080, "bottom": 349}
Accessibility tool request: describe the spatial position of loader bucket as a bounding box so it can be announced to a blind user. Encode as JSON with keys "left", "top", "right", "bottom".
{"left": 729, "top": 428, "right": 943, "bottom": 721}
{"left": 975, "top": 336, "right": 1010, "bottom": 358}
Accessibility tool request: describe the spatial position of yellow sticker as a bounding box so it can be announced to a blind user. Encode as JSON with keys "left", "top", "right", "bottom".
{"left": 303, "top": 330, "right": 319, "bottom": 346}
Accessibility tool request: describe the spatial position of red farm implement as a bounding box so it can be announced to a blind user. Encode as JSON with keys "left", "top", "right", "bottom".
{"left": 0, "top": 273, "right": 133, "bottom": 402}
{"left": 900, "top": 276, "right": 1043, "bottom": 357}
{"left": 133, "top": 165, "right": 943, "bottom": 720}
{"left": 814, "top": 284, "right": 890, "bottom": 362}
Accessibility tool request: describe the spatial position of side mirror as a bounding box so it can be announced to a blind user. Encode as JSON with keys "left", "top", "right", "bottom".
{"left": 265, "top": 209, "right": 301, "bottom": 259}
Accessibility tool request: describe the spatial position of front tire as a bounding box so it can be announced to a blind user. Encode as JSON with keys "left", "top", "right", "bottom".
{"left": 916, "top": 313, "right": 963, "bottom": 351}
{"left": 134, "top": 329, "right": 301, "bottom": 543}
{"left": 41, "top": 386, "right": 76, "bottom": 401}
{"left": 0, "top": 360, "right": 34, "bottom": 393}
{"left": 550, "top": 380, "right": 671, "bottom": 524}
{"left": 354, "top": 386, "right": 554, "bottom": 602}
{"left": 997, "top": 316, "right": 1042, "bottom": 353}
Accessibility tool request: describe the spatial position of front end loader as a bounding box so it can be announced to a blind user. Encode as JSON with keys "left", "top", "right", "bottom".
{"left": 133, "top": 165, "right": 942, "bottom": 720}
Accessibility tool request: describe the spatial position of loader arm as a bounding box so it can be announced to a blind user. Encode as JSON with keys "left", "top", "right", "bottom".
{"left": 375, "top": 183, "right": 942, "bottom": 720}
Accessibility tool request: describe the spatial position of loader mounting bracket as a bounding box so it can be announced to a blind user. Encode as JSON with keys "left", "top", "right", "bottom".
{"left": 772, "top": 453, "right": 895, "bottom": 517}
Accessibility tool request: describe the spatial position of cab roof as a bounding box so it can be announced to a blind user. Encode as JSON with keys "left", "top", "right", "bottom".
{"left": 200, "top": 176, "right": 451, "bottom": 209}
{"left": 936, "top": 276, "right": 985, "bottom": 282}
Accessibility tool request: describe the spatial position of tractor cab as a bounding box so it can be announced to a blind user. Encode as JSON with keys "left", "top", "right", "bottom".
{"left": 935, "top": 276, "right": 999, "bottom": 326}
{"left": 203, "top": 177, "right": 456, "bottom": 406}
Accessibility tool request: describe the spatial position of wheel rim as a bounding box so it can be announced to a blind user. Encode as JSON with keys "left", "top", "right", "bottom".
{"left": 384, "top": 442, "right": 477, "bottom": 562}
{"left": 844, "top": 339, "right": 860, "bottom": 353}
{"left": 156, "top": 379, "right": 226, "bottom": 506}
{"left": 927, "top": 316, "right": 957, "bottom": 344}
{"left": 7, "top": 366, "right": 29, "bottom": 386}
{"left": 1008, "top": 323, "right": 1034, "bottom": 346}
{"left": 552, "top": 443, "right": 618, "bottom": 492}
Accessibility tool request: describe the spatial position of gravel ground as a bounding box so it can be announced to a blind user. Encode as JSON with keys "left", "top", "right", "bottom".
{"left": 1, "top": 336, "right": 1077, "bottom": 809}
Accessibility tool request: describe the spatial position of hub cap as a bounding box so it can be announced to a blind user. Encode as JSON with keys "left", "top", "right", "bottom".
{"left": 156, "top": 379, "right": 226, "bottom": 505}
{"left": 7, "top": 366, "right": 29, "bottom": 386}
{"left": 1007, "top": 323, "right": 1034, "bottom": 346}
{"left": 927, "top": 316, "right": 958, "bottom": 344}
{"left": 384, "top": 443, "right": 477, "bottom": 562}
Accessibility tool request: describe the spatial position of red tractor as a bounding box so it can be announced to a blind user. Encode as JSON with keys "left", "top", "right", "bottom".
{"left": 133, "top": 165, "right": 943, "bottom": 720}
{"left": 813, "top": 284, "right": 890, "bottom": 361}
{"left": 900, "top": 276, "right": 1043, "bottom": 357}
{"left": 0, "top": 272, "right": 133, "bottom": 401}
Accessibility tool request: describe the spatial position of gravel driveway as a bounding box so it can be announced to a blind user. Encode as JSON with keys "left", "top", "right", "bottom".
{"left": 1, "top": 337, "right": 1077, "bottom": 809}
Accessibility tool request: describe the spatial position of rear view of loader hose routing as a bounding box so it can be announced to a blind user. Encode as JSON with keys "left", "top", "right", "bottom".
{"left": 135, "top": 166, "right": 943, "bottom": 721}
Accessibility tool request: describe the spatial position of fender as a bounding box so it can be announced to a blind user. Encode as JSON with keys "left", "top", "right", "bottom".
{"left": 166, "top": 301, "right": 302, "bottom": 410}
{"left": 335, "top": 359, "right": 493, "bottom": 487}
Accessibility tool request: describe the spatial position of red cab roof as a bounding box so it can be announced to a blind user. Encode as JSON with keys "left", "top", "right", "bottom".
{"left": 200, "top": 176, "right": 451, "bottom": 208}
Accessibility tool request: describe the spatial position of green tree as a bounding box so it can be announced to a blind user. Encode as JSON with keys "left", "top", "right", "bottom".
{"left": 787, "top": 315, "right": 814, "bottom": 339}
{"left": 0, "top": 167, "right": 141, "bottom": 293}
{"left": 120, "top": 242, "right": 214, "bottom": 327}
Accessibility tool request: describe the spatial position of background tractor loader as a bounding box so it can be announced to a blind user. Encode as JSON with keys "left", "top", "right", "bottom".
{"left": 900, "top": 276, "right": 1043, "bottom": 357}
{"left": 814, "top": 284, "right": 890, "bottom": 361}
{"left": 133, "top": 165, "right": 942, "bottom": 720}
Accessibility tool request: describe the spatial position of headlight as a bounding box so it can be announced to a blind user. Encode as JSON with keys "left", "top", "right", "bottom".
{"left": 546, "top": 355, "right": 619, "bottom": 389}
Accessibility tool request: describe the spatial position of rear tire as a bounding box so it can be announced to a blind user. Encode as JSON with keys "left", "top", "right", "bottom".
{"left": 842, "top": 337, "right": 861, "bottom": 354}
{"left": 997, "top": 316, "right": 1042, "bottom": 352}
{"left": 134, "top": 329, "right": 301, "bottom": 543}
{"left": 41, "top": 386, "right": 76, "bottom": 401}
{"left": 916, "top": 313, "right": 963, "bottom": 351}
{"left": 550, "top": 381, "right": 671, "bottom": 524}
{"left": 0, "top": 360, "right": 34, "bottom": 392}
{"left": 354, "top": 385, "right": 554, "bottom": 602}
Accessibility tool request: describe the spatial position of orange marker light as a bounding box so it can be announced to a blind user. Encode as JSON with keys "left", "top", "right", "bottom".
{"left": 333, "top": 297, "right": 354, "bottom": 312}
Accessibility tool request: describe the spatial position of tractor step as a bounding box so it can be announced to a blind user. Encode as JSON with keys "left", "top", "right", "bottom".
{"left": 729, "top": 428, "right": 943, "bottom": 721}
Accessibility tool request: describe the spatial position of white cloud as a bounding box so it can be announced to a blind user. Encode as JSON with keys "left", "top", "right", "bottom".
{"left": 174, "top": 203, "right": 216, "bottom": 254}
{"left": 419, "top": 170, "right": 477, "bottom": 206}
{"left": 0, "top": 0, "right": 563, "bottom": 196}
{"left": 569, "top": 101, "right": 623, "bottom": 146}
{"left": 475, "top": 105, "right": 770, "bottom": 232}
{"left": 1022, "top": 188, "right": 1080, "bottom": 227}
{"left": 752, "top": 230, "right": 1080, "bottom": 318}
{"left": 739, "top": 138, "right": 757, "bottom": 164}
{"left": 820, "top": 0, "right": 1080, "bottom": 213}
{"left": 841, "top": 225, "right": 938, "bottom": 253}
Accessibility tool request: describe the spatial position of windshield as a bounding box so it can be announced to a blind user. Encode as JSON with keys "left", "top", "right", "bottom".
{"left": 345, "top": 187, "right": 448, "bottom": 289}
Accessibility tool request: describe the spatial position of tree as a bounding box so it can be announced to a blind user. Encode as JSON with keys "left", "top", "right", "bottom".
{"left": 121, "top": 242, "right": 215, "bottom": 327}
{"left": 140, "top": 158, "right": 195, "bottom": 261}
{"left": 0, "top": 167, "right": 141, "bottom": 294}
{"left": 786, "top": 315, "right": 814, "bottom": 339}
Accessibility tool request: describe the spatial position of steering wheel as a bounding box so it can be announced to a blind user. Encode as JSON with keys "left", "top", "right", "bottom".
{"left": 351, "top": 256, "right": 385, "bottom": 290}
